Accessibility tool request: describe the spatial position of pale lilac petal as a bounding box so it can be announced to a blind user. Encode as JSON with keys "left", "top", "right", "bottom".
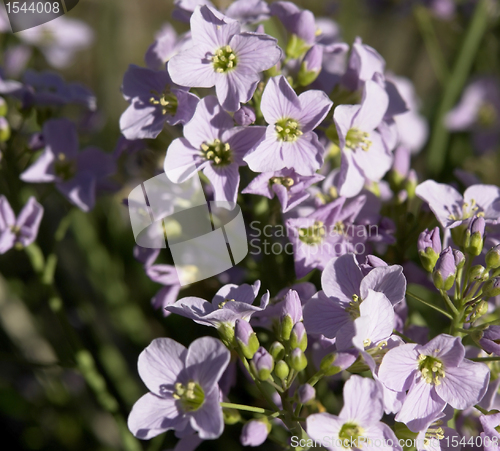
{"left": 15, "top": 197, "right": 43, "bottom": 247}
{"left": 351, "top": 132, "right": 393, "bottom": 181}
{"left": 121, "top": 64, "right": 171, "bottom": 101}
{"left": 185, "top": 336, "right": 230, "bottom": 390}
{"left": 334, "top": 104, "right": 359, "bottom": 148}
{"left": 260, "top": 76, "right": 300, "bottom": 125}
{"left": 0, "top": 230, "right": 15, "bottom": 254}
{"left": 0, "top": 195, "right": 15, "bottom": 230}
{"left": 215, "top": 70, "right": 259, "bottom": 112}
{"left": 165, "top": 297, "right": 215, "bottom": 323}
{"left": 378, "top": 344, "right": 419, "bottom": 392}
{"left": 173, "top": 90, "right": 200, "bottom": 125}
{"left": 164, "top": 138, "right": 204, "bottom": 183}
{"left": 243, "top": 131, "right": 287, "bottom": 173}
{"left": 230, "top": 32, "right": 282, "bottom": 73}
{"left": 138, "top": 338, "right": 187, "bottom": 395}
{"left": 20, "top": 149, "right": 56, "bottom": 183}
{"left": 128, "top": 393, "right": 181, "bottom": 440}
{"left": 203, "top": 163, "right": 239, "bottom": 203}
{"left": 296, "top": 89, "right": 333, "bottom": 133}
{"left": 306, "top": 413, "right": 343, "bottom": 449}
{"left": 337, "top": 150, "right": 366, "bottom": 198}
{"left": 463, "top": 185, "right": 500, "bottom": 222}
{"left": 302, "top": 291, "right": 351, "bottom": 338}
{"left": 352, "top": 80, "right": 389, "bottom": 132}
{"left": 360, "top": 264, "right": 406, "bottom": 306}
{"left": 189, "top": 387, "right": 224, "bottom": 439}
{"left": 396, "top": 380, "right": 446, "bottom": 433}
{"left": 77, "top": 147, "right": 115, "bottom": 179}
{"left": 44, "top": 118, "right": 79, "bottom": 159}
{"left": 120, "top": 100, "right": 166, "bottom": 140}
{"left": 436, "top": 360, "right": 489, "bottom": 410}
{"left": 415, "top": 180, "right": 464, "bottom": 228}
{"left": 190, "top": 5, "right": 240, "bottom": 49}
{"left": 183, "top": 96, "right": 233, "bottom": 149}
{"left": 222, "top": 125, "right": 266, "bottom": 163}
{"left": 212, "top": 282, "right": 259, "bottom": 306}
{"left": 280, "top": 133, "right": 325, "bottom": 175}
{"left": 168, "top": 46, "right": 218, "bottom": 89}
{"left": 340, "top": 375, "right": 384, "bottom": 425}
{"left": 321, "top": 254, "right": 363, "bottom": 301}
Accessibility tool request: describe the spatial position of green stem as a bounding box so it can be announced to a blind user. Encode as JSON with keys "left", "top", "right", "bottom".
{"left": 406, "top": 290, "right": 453, "bottom": 319}
{"left": 426, "top": 0, "right": 490, "bottom": 175}
{"left": 413, "top": 5, "right": 449, "bottom": 85}
{"left": 306, "top": 370, "right": 325, "bottom": 388}
{"left": 440, "top": 290, "right": 460, "bottom": 316}
{"left": 474, "top": 405, "right": 490, "bottom": 415}
{"left": 470, "top": 357, "right": 500, "bottom": 362}
{"left": 220, "top": 402, "right": 278, "bottom": 417}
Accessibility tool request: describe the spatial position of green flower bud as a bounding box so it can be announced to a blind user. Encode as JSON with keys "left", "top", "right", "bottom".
{"left": 251, "top": 347, "right": 274, "bottom": 381}
{"left": 288, "top": 348, "right": 307, "bottom": 372}
{"left": 280, "top": 314, "right": 294, "bottom": 341}
{"left": 217, "top": 322, "right": 235, "bottom": 348}
{"left": 486, "top": 245, "right": 500, "bottom": 269}
{"left": 223, "top": 407, "right": 242, "bottom": 425}
{"left": 290, "top": 322, "right": 307, "bottom": 352}
{"left": 274, "top": 360, "right": 290, "bottom": 380}
{"left": 0, "top": 118, "right": 10, "bottom": 142}
{"left": 469, "top": 265, "right": 488, "bottom": 282}
{"left": 483, "top": 278, "right": 500, "bottom": 298}
{"left": 320, "top": 353, "right": 342, "bottom": 376}
{"left": 269, "top": 341, "right": 285, "bottom": 361}
{"left": 464, "top": 217, "right": 485, "bottom": 256}
{"left": 0, "top": 97, "right": 7, "bottom": 117}
{"left": 235, "top": 319, "right": 260, "bottom": 359}
{"left": 286, "top": 34, "right": 310, "bottom": 60}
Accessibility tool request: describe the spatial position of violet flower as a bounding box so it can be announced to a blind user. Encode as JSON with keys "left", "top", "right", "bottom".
{"left": 20, "top": 119, "right": 116, "bottom": 212}
{"left": 242, "top": 168, "right": 324, "bottom": 213}
{"left": 168, "top": 5, "right": 282, "bottom": 112}
{"left": 165, "top": 280, "right": 268, "bottom": 329}
{"left": 145, "top": 23, "right": 192, "bottom": 71}
{"left": 378, "top": 334, "right": 490, "bottom": 432}
{"left": 244, "top": 75, "right": 332, "bottom": 175}
{"left": 0, "top": 196, "right": 43, "bottom": 254}
{"left": 480, "top": 412, "right": 500, "bottom": 451}
{"left": 303, "top": 253, "right": 406, "bottom": 339}
{"left": 415, "top": 180, "right": 500, "bottom": 229}
{"left": 240, "top": 419, "right": 269, "bottom": 447}
{"left": 164, "top": 96, "right": 265, "bottom": 203}
{"left": 128, "top": 336, "right": 230, "bottom": 440}
{"left": 307, "top": 375, "right": 401, "bottom": 451}
{"left": 333, "top": 80, "right": 393, "bottom": 198}
{"left": 146, "top": 264, "right": 182, "bottom": 316}
{"left": 120, "top": 64, "right": 199, "bottom": 140}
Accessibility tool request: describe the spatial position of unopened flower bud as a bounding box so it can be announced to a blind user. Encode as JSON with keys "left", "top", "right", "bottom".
{"left": 391, "top": 145, "right": 410, "bottom": 186}
{"left": 290, "top": 322, "right": 308, "bottom": 351}
{"left": 464, "top": 216, "right": 485, "bottom": 256}
{"left": 217, "top": 322, "right": 235, "bottom": 348}
{"left": 288, "top": 348, "right": 307, "bottom": 372}
{"left": 483, "top": 278, "right": 500, "bottom": 298}
{"left": 240, "top": 419, "right": 270, "bottom": 447}
{"left": 269, "top": 341, "right": 285, "bottom": 361}
{"left": 469, "top": 265, "right": 488, "bottom": 282}
{"left": 320, "top": 353, "right": 342, "bottom": 376}
{"left": 280, "top": 290, "right": 302, "bottom": 341}
{"left": 486, "top": 245, "right": 500, "bottom": 269}
{"left": 251, "top": 347, "right": 274, "bottom": 381}
{"left": 234, "top": 105, "right": 256, "bottom": 126}
{"left": 479, "top": 325, "right": 500, "bottom": 356}
{"left": 275, "top": 360, "right": 290, "bottom": 380}
{"left": 235, "top": 319, "right": 260, "bottom": 359}
{"left": 0, "top": 117, "right": 10, "bottom": 142}
{"left": 432, "top": 247, "right": 458, "bottom": 290}
{"left": 223, "top": 407, "right": 242, "bottom": 425}
{"left": 297, "top": 383, "right": 315, "bottom": 404}
{"left": 453, "top": 249, "right": 465, "bottom": 269}
{"left": 405, "top": 169, "right": 418, "bottom": 199}
{"left": 298, "top": 45, "right": 323, "bottom": 86}
{"left": 418, "top": 227, "right": 442, "bottom": 272}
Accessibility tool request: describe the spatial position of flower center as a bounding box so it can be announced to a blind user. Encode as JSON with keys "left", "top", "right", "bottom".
{"left": 345, "top": 127, "right": 371, "bottom": 151}
{"left": 275, "top": 118, "right": 303, "bottom": 142}
{"left": 418, "top": 354, "right": 445, "bottom": 385}
{"left": 212, "top": 45, "right": 237, "bottom": 73}
{"left": 218, "top": 298, "right": 235, "bottom": 309}
{"left": 338, "top": 422, "right": 364, "bottom": 447}
{"left": 173, "top": 380, "right": 205, "bottom": 412}
{"left": 447, "top": 198, "right": 484, "bottom": 221}
{"left": 54, "top": 153, "right": 76, "bottom": 181}
{"left": 270, "top": 176, "right": 295, "bottom": 189}
{"left": 477, "top": 102, "right": 497, "bottom": 127}
{"left": 345, "top": 294, "right": 361, "bottom": 319}
{"left": 298, "top": 220, "right": 325, "bottom": 245}
{"left": 201, "top": 139, "right": 232, "bottom": 166}
{"left": 149, "top": 86, "right": 178, "bottom": 116}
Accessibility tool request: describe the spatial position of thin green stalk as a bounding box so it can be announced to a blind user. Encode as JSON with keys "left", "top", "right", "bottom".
{"left": 220, "top": 402, "right": 278, "bottom": 417}
{"left": 474, "top": 405, "right": 490, "bottom": 415}
{"left": 440, "top": 290, "right": 460, "bottom": 316}
{"left": 413, "top": 5, "right": 449, "bottom": 85}
{"left": 406, "top": 290, "right": 453, "bottom": 319}
{"left": 427, "top": 0, "right": 491, "bottom": 175}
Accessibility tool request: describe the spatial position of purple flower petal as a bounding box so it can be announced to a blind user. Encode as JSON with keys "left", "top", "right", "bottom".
{"left": 321, "top": 254, "right": 363, "bottom": 301}
{"left": 189, "top": 387, "right": 224, "bottom": 439}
